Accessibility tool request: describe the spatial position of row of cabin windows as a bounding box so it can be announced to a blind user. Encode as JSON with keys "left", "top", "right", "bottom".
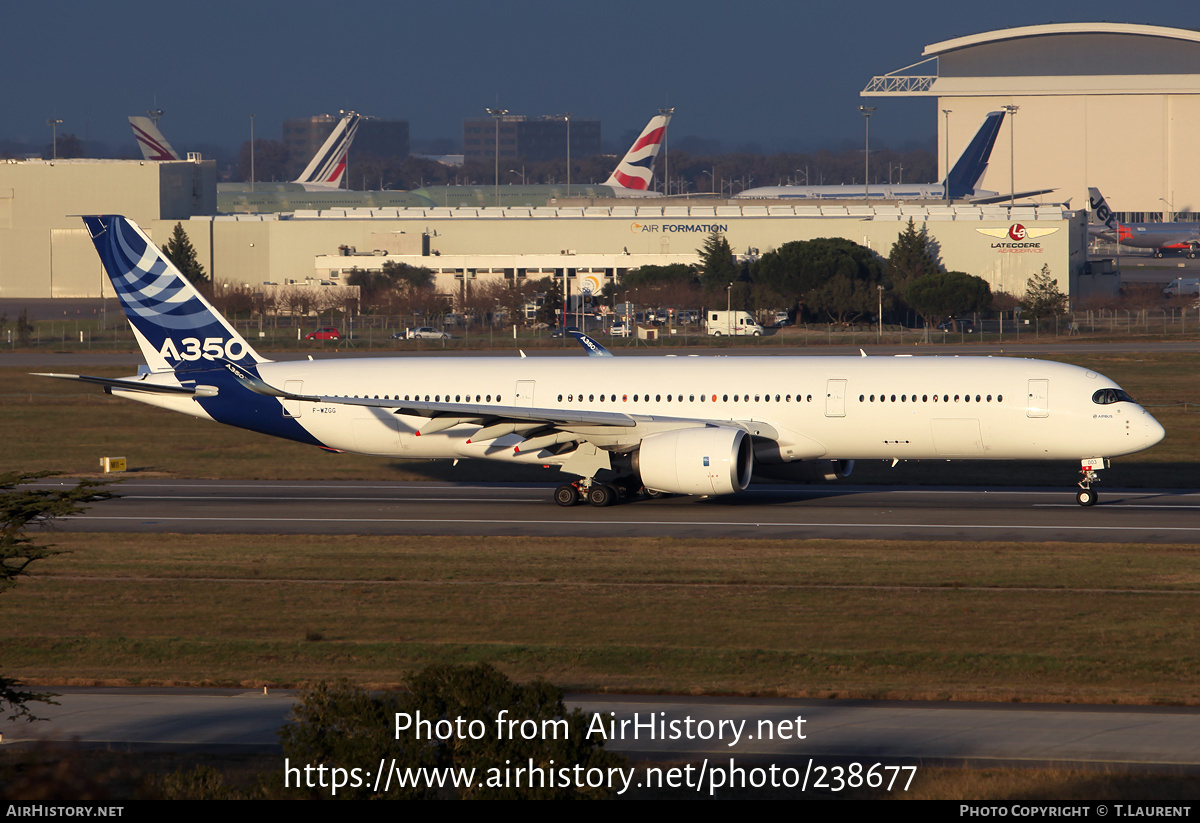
{"left": 858, "top": 393, "right": 1003, "bottom": 404}
{"left": 556, "top": 393, "right": 816, "bottom": 404}
{"left": 351, "top": 395, "right": 504, "bottom": 403}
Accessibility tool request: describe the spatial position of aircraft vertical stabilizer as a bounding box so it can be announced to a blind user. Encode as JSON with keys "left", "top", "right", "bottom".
{"left": 81, "top": 216, "right": 265, "bottom": 371}
{"left": 604, "top": 113, "right": 671, "bottom": 191}
{"left": 944, "top": 111, "right": 1004, "bottom": 199}
{"left": 128, "top": 116, "right": 182, "bottom": 161}
{"left": 295, "top": 112, "right": 361, "bottom": 189}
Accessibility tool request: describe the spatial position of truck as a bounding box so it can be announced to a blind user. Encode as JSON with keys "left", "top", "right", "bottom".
{"left": 706, "top": 310, "right": 764, "bottom": 336}
{"left": 1163, "top": 278, "right": 1200, "bottom": 297}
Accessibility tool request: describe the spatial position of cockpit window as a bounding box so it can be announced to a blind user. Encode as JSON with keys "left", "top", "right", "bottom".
{"left": 1092, "top": 388, "right": 1134, "bottom": 405}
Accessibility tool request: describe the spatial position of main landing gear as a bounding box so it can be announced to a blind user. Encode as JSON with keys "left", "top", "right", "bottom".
{"left": 555, "top": 480, "right": 620, "bottom": 507}
{"left": 1076, "top": 457, "right": 1108, "bottom": 507}
{"left": 554, "top": 477, "right": 653, "bottom": 507}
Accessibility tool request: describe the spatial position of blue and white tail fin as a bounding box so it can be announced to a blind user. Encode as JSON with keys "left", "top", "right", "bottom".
{"left": 82, "top": 216, "right": 265, "bottom": 372}
{"left": 603, "top": 113, "right": 671, "bottom": 191}
{"left": 944, "top": 110, "right": 1005, "bottom": 199}
{"left": 128, "top": 116, "right": 182, "bottom": 161}
{"left": 295, "top": 112, "right": 361, "bottom": 190}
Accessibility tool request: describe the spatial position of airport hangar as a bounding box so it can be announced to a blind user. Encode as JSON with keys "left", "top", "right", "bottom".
{"left": 0, "top": 157, "right": 1092, "bottom": 304}
{"left": 865, "top": 22, "right": 1200, "bottom": 220}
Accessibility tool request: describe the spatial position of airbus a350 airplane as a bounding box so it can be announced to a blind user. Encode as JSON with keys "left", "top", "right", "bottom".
{"left": 1088, "top": 187, "right": 1200, "bottom": 258}
{"left": 737, "top": 111, "right": 1052, "bottom": 204}
{"left": 40, "top": 216, "right": 1163, "bottom": 508}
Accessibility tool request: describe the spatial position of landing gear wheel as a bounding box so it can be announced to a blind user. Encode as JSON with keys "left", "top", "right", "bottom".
{"left": 1076, "top": 488, "right": 1098, "bottom": 507}
{"left": 554, "top": 484, "right": 580, "bottom": 507}
{"left": 643, "top": 488, "right": 666, "bottom": 499}
{"left": 587, "top": 484, "right": 617, "bottom": 507}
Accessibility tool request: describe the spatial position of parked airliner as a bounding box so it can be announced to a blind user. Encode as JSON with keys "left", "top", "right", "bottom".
{"left": 133, "top": 112, "right": 361, "bottom": 190}
{"left": 1088, "top": 187, "right": 1200, "bottom": 258}
{"left": 411, "top": 113, "right": 672, "bottom": 207}
{"left": 737, "top": 111, "right": 1052, "bottom": 204}
{"left": 39, "top": 216, "right": 1163, "bottom": 508}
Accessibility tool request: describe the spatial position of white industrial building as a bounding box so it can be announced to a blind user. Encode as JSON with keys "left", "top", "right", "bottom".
{"left": 0, "top": 157, "right": 1089, "bottom": 304}
{"left": 865, "top": 23, "right": 1200, "bottom": 219}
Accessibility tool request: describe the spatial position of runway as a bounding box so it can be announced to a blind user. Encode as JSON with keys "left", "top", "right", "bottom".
{"left": 46, "top": 479, "right": 1200, "bottom": 543}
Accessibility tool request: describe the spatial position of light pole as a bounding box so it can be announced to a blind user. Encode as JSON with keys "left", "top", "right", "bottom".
{"left": 486, "top": 107, "right": 508, "bottom": 207}
{"left": 941, "top": 109, "right": 952, "bottom": 201}
{"left": 249, "top": 114, "right": 255, "bottom": 193}
{"left": 47, "top": 118, "right": 62, "bottom": 159}
{"left": 1003, "top": 104, "right": 1019, "bottom": 207}
{"left": 563, "top": 112, "right": 571, "bottom": 197}
{"left": 726, "top": 282, "right": 733, "bottom": 335}
{"left": 877, "top": 285, "right": 884, "bottom": 339}
{"left": 859, "top": 106, "right": 876, "bottom": 201}
{"left": 658, "top": 107, "right": 674, "bottom": 194}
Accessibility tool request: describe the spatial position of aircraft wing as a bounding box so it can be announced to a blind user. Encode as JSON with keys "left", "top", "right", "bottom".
{"left": 968, "top": 188, "right": 1057, "bottom": 205}
{"left": 225, "top": 363, "right": 757, "bottom": 452}
{"left": 31, "top": 372, "right": 220, "bottom": 397}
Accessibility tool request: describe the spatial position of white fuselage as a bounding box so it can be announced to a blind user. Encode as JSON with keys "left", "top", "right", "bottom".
{"left": 123, "top": 354, "right": 1165, "bottom": 469}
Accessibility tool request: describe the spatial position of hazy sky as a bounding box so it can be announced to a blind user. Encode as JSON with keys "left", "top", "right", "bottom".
{"left": 8, "top": 1, "right": 1199, "bottom": 155}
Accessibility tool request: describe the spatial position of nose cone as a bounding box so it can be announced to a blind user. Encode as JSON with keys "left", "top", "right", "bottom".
{"left": 1139, "top": 409, "right": 1166, "bottom": 451}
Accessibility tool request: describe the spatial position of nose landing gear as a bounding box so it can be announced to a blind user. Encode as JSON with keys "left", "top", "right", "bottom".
{"left": 1076, "top": 457, "right": 1108, "bottom": 507}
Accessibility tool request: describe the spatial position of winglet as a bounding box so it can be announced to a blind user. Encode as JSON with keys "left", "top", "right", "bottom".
{"left": 568, "top": 329, "right": 614, "bottom": 357}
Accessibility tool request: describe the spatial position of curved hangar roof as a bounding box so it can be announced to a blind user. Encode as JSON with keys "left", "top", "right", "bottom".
{"left": 924, "top": 23, "right": 1200, "bottom": 94}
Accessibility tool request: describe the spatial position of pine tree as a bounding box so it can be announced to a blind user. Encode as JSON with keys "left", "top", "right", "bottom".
{"left": 164, "top": 223, "right": 208, "bottom": 287}
{"left": 697, "top": 230, "right": 738, "bottom": 291}
{"left": 1023, "top": 264, "right": 1068, "bottom": 320}
{"left": 887, "top": 218, "right": 940, "bottom": 291}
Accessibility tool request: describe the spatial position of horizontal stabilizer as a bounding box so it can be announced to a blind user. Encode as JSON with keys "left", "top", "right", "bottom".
{"left": 33, "top": 372, "right": 219, "bottom": 397}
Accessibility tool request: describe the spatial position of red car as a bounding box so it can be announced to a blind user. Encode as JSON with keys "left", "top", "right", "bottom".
{"left": 304, "top": 327, "right": 341, "bottom": 340}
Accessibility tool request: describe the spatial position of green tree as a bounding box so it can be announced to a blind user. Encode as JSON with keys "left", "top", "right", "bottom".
{"left": 15, "top": 309, "right": 33, "bottom": 346}
{"left": 538, "top": 276, "right": 563, "bottom": 327}
{"left": 1, "top": 471, "right": 113, "bottom": 721}
{"left": 1022, "top": 264, "right": 1068, "bottom": 323}
{"left": 887, "top": 218, "right": 941, "bottom": 293}
{"left": 904, "top": 271, "right": 992, "bottom": 331}
{"left": 280, "top": 664, "right": 627, "bottom": 799}
{"left": 752, "top": 237, "right": 886, "bottom": 324}
{"left": 697, "top": 230, "right": 738, "bottom": 291}
{"left": 164, "top": 223, "right": 208, "bottom": 287}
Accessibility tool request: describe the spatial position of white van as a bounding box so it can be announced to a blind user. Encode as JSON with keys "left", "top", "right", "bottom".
{"left": 706, "top": 310, "right": 764, "bottom": 336}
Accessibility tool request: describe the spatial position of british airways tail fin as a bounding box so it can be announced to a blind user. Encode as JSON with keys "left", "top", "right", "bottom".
{"left": 128, "top": 116, "right": 182, "bottom": 161}
{"left": 944, "top": 111, "right": 1004, "bottom": 199}
{"left": 81, "top": 216, "right": 265, "bottom": 372}
{"left": 295, "top": 112, "right": 361, "bottom": 189}
{"left": 603, "top": 113, "right": 671, "bottom": 191}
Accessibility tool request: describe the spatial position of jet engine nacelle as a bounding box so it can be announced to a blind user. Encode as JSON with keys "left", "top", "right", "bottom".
{"left": 754, "top": 459, "right": 855, "bottom": 483}
{"left": 634, "top": 426, "right": 754, "bottom": 496}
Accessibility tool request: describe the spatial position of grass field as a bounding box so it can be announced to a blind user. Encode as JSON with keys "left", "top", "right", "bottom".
{"left": 2, "top": 350, "right": 1198, "bottom": 485}
{"left": 5, "top": 534, "right": 1200, "bottom": 704}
